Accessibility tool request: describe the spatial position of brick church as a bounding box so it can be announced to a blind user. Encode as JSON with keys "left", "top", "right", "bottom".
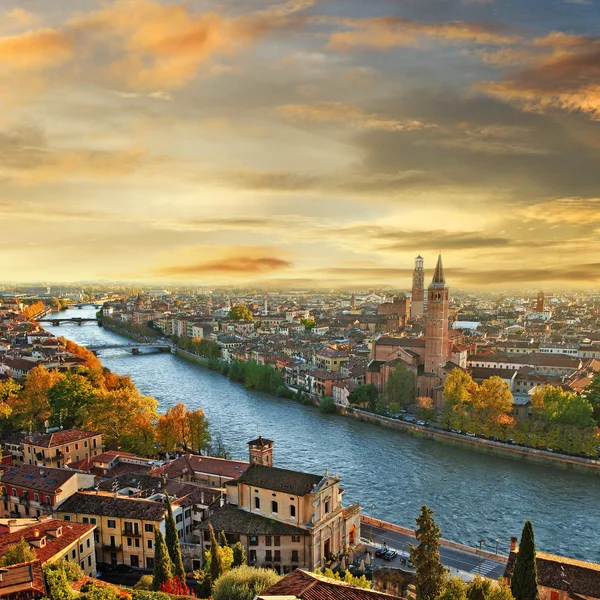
{"left": 367, "top": 254, "right": 469, "bottom": 408}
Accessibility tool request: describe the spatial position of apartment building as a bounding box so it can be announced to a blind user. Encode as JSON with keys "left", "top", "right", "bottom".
{"left": 19, "top": 430, "right": 104, "bottom": 468}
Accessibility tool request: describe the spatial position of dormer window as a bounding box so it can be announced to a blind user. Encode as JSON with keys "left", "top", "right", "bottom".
{"left": 271, "top": 501, "right": 278, "bottom": 514}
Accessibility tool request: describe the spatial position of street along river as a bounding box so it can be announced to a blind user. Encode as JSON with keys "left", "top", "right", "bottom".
{"left": 44, "top": 308, "right": 600, "bottom": 563}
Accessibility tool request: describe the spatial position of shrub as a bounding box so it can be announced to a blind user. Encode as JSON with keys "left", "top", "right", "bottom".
{"left": 44, "top": 566, "right": 74, "bottom": 600}
{"left": 134, "top": 576, "right": 154, "bottom": 591}
{"left": 79, "top": 583, "right": 120, "bottom": 600}
{"left": 319, "top": 396, "right": 336, "bottom": 414}
{"left": 212, "top": 566, "right": 281, "bottom": 600}
{"left": 131, "top": 592, "right": 172, "bottom": 600}
{"left": 0, "top": 537, "right": 37, "bottom": 567}
{"left": 45, "top": 560, "right": 84, "bottom": 583}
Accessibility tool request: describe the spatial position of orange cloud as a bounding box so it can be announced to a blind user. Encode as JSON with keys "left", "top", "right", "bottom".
{"left": 277, "top": 101, "right": 430, "bottom": 131}
{"left": 327, "top": 17, "right": 520, "bottom": 51}
{"left": 155, "top": 256, "right": 291, "bottom": 277}
{"left": 0, "top": 28, "right": 72, "bottom": 68}
{"left": 5, "top": 7, "right": 36, "bottom": 26}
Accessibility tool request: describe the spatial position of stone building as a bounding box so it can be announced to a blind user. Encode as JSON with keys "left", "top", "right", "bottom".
{"left": 411, "top": 255, "right": 425, "bottom": 318}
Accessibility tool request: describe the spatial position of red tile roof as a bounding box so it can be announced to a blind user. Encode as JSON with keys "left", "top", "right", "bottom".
{"left": 0, "top": 464, "right": 79, "bottom": 493}
{"left": 152, "top": 454, "right": 249, "bottom": 480}
{"left": 22, "top": 430, "right": 100, "bottom": 448}
{"left": 0, "top": 520, "right": 94, "bottom": 565}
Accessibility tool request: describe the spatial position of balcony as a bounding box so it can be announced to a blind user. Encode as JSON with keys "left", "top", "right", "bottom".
{"left": 19, "top": 496, "right": 29, "bottom": 505}
{"left": 122, "top": 529, "right": 142, "bottom": 537}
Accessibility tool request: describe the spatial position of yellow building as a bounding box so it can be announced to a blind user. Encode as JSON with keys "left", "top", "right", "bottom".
{"left": 198, "top": 438, "right": 360, "bottom": 573}
{"left": 55, "top": 491, "right": 178, "bottom": 569}
{"left": 315, "top": 349, "right": 350, "bottom": 373}
{"left": 19, "top": 430, "right": 104, "bottom": 468}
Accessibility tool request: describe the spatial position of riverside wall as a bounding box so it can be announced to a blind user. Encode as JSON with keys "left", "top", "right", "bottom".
{"left": 343, "top": 406, "right": 600, "bottom": 475}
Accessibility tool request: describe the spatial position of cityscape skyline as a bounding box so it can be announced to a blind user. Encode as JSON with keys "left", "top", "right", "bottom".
{"left": 1, "top": 0, "right": 599, "bottom": 287}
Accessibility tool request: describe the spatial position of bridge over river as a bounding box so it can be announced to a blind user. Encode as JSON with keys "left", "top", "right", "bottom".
{"left": 41, "top": 307, "right": 600, "bottom": 563}
{"left": 38, "top": 317, "right": 98, "bottom": 325}
{"left": 87, "top": 342, "right": 172, "bottom": 355}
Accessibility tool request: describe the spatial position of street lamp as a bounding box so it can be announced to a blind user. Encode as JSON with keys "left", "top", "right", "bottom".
{"left": 477, "top": 539, "right": 485, "bottom": 574}
{"left": 370, "top": 504, "right": 376, "bottom": 543}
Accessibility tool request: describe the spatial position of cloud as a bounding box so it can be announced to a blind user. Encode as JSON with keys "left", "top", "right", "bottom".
{"left": 326, "top": 17, "right": 520, "bottom": 51}
{"left": 277, "top": 101, "right": 431, "bottom": 131}
{"left": 478, "top": 36, "right": 600, "bottom": 120}
{"left": 155, "top": 255, "right": 291, "bottom": 277}
{"left": 4, "top": 8, "right": 36, "bottom": 26}
{"left": 0, "top": 28, "right": 72, "bottom": 69}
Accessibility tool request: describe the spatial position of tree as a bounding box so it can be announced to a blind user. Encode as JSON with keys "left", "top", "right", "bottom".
{"left": 220, "top": 531, "right": 229, "bottom": 547}
{"left": 209, "top": 433, "right": 232, "bottom": 459}
{"left": 442, "top": 369, "right": 477, "bottom": 430}
{"left": 152, "top": 527, "right": 174, "bottom": 591}
{"left": 347, "top": 384, "right": 378, "bottom": 409}
{"left": 212, "top": 565, "right": 281, "bottom": 600}
{"left": 156, "top": 403, "right": 211, "bottom": 454}
{"left": 418, "top": 396, "right": 435, "bottom": 424}
{"left": 44, "top": 564, "right": 74, "bottom": 600}
{"left": 0, "top": 537, "right": 37, "bottom": 566}
{"left": 47, "top": 372, "right": 98, "bottom": 429}
{"left": 229, "top": 305, "right": 253, "bottom": 321}
{"left": 301, "top": 317, "right": 316, "bottom": 331}
{"left": 510, "top": 521, "right": 539, "bottom": 600}
{"left": 384, "top": 363, "right": 415, "bottom": 407}
{"left": 409, "top": 505, "right": 446, "bottom": 600}
{"left": 232, "top": 541, "right": 246, "bottom": 567}
{"left": 584, "top": 373, "right": 600, "bottom": 424}
{"left": 437, "top": 576, "right": 467, "bottom": 600}
{"left": 164, "top": 494, "right": 186, "bottom": 582}
{"left": 0, "top": 379, "right": 19, "bottom": 420}
{"left": 15, "top": 365, "right": 63, "bottom": 430}
{"left": 319, "top": 396, "right": 336, "bottom": 414}
{"left": 532, "top": 386, "right": 595, "bottom": 428}
{"left": 472, "top": 377, "right": 514, "bottom": 431}
{"left": 209, "top": 523, "right": 225, "bottom": 585}
{"left": 45, "top": 559, "right": 84, "bottom": 582}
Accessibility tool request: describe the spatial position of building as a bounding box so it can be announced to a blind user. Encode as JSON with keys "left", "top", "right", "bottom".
{"left": 0, "top": 561, "right": 46, "bottom": 599}
{"left": 424, "top": 254, "right": 450, "bottom": 377}
{"left": 504, "top": 548, "right": 600, "bottom": 600}
{"left": 411, "top": 255, "right": 425, "bottom": 318}
{"left": 198, "top": 438, "right": 360, "bottom": 573}
{"left": 19, "top": 430, "right": 104, "bottom": 468}
{"left": 258, "top": 569, "right": 404, "bottom": 599}
{"left": 152, "top": 454, "right": 249, "bottom": 488}
{"left": 0, "top": 518, "right": 96, "bottom": 577}
{"left": 55, "top": 491, "right": 177, "bottom": 569}
{"left": 0, "top": 465, "right": 95, "bottom": 519}
{"left": 536, "top": 291, "right": 545, "bottom": 313}
{"left": 315, "top": 348, "right": 349, "bottom": 372}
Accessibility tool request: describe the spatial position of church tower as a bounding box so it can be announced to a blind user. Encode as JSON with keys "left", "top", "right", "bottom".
{"left": 248, "top": 437, "right": 274, "bottom": 467}
{"left": 536, "top": 290, "right": 545, "bottom": 313}
{"left": 424, "top": 254, "right": 449, "bottom": 376}
{"left": 411, "top": 255, "right": 425, "bottom": 318}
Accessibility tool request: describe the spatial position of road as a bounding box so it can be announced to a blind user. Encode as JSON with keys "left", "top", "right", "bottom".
{"left": 364, "top": 524, "right": 507, "bottom": 580}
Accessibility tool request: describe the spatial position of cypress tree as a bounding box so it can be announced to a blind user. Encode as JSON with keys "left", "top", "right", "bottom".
{"left": 153, "top": 527, "right": 174, "bottom": 590}
{"left": 220, "top": 530, "right": 229, "bottom": 547}
{"left": 164, "top": 493, "right": 186, "bottom": 582}
{"left": 409, "top": 505, "right": 446, "bottom": 600}
{"left": 511, "top": 521, "right": 540, "bottom": 600}
{"left": 209, "top": 523, "right": 225, "bottom": 585}
{"left": 232, "top": 541, "right": 246, "bottom": 567}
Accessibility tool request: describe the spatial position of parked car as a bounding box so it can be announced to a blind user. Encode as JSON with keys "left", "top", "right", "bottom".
{"left": 114, "top": 564, "right": 135, "bottom": 574}
{"left": 489, "top": 436, "right": 499, "bottom": 442}
{"left": 476, "top": 433, "right": 489, "bottom": 440}
{"left": 375, "top": 547, "right": 388, "bottom": 557}
{"left": 383, "top": 550, "right": 397, "bottom": 561}
{"left": 450, "top": 428, "right": 461, "bottom": 434}
{"left": 416, "top": 420, "right": 426, "bottom": 426}
{"left": 507, "top": 438, "right": 516, "bottom": 445}
{"left": 465, "top": 432, "right": 476, "bottom": 437}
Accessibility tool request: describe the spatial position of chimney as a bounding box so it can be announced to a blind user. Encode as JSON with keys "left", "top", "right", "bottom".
{"left": 510, "top": 536, "right": 518, "bottom": 552}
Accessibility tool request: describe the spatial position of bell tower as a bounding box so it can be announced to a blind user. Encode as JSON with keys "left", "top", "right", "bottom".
{"left": 411, "top": 255, "right": 425, "bottom": 318}
{"left": 424, "top": 254, "right": 449, "bottom": 376}
{"left": 248, "top": 437, "right": 274, "bottom": 467}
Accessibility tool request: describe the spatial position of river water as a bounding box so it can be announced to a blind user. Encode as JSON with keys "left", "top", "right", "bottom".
{"left": 44, "top": 308, "right": 600, "bottom": 562}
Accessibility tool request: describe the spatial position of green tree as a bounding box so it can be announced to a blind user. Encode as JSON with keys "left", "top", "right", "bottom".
{"left": 384, "top": 363, "right": 415, "bottom": 407}
{"left": 152, "top": 527, "right": 174, "bottom": 590}
{"left": 232, "top": 541, "right": 246, "bottom": 567}
{"left": 437, "top": 576, "right": 468, "bottom": 600}
{"left": 510, "top": 521, "right": 539, "bottom": 600}
{"left": 212, "top": 565, "right": 281, "bottom": 600}
{"left": 319, "top": 395, "right": 336, "bottom": 414}
{"left": 44, "top": 559, "right": 84, "bottom": 582}
{"left": 584, "top": 373, "right": 600, "bottom": 423}
{"left": 44, "top": 564, "right": 74, "bottom": 600}
{"left": 209, "top": 523, "right": 225, "bottom": 586}
{"left": 47, "top": 372, "right": 98, "bottom": 429}
{"left": 220, "top": 531, "right": 229, "bottom": 547}
{"left": 347, "top": 384, "right": 378, "bottom": 409}
{"left": 229, "top": 305, "right": 253, "bottom": 321}
{"left": 301, "top": 317, "right": 316, "bottom": 331}
{"left": 409, "top": 505, "right": 446, "bottom": 600}
{"left": 164, "top": 494, "right": 186, "bottom": 582}
{"left": 0, "top": 537, "right": 37, "bottom": 566}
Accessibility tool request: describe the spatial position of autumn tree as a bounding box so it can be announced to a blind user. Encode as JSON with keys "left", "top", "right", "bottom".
{"left": 384, "top": 363, "right": 415, "bottom": 407}
{"left": 409, "top": 505, "right": 446, "bottom": 600}
{"left": 156, "top": 403, "right": 211, "bottom": 454}
{"left": 0, "top": 379, "right": 20, "bottom": 420}
{"left": 472, "top": 376, "right": 514, "bottom": 430}
{"left": 15, "top": 366, "right": 63, "bottom": 430}
{"left": 418, "top": 396, "right": 436, "bottom": 424}
{"left": 47, "top": 372, "right": 98, "bottom": 429}
{"left": 229, "top": 305, "right": 253, "bottom": 321}
{"left": 441, "top": 369, "right": 477, "bottom": 430}
{"left": 60, "top": 339, "right": 103, "bottom": 370}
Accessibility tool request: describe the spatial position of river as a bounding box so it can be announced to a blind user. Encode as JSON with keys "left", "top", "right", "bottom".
{"left": 44, "top": 307, "right": 600, "bottom": 562}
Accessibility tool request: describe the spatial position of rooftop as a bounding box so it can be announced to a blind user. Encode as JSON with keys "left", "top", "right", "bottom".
{"left": 233, "top": 463, "right": 327, "bottom": 497}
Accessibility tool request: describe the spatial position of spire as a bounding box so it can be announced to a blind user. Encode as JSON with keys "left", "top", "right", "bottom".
{"left": 430, "top": 253, "right": 446, "bottom": 287}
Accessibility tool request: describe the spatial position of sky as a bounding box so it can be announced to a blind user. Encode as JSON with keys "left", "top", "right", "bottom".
{"left": 0, "top": 0, "right": 599, "bottom": 290}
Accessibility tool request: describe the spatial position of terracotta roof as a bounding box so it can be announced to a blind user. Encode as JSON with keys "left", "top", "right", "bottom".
{"left": 22, "top": 429, "right": 100, "bottom": 448}
{"left": 0, "top": 519, "right": 94, "bottom": 565}
{"left": 0, "top": 465, "right": 79, "bottom": 493}
{"left": 504, "top": 551, "right": 600, "bottom": 599}
{"left": 260, "top": 569, "right": 404, "bottom": 599}
{"left": 0, "top": 560, "right": 46, "bottom": 597}
{"left": 56, "top": 492, "right": 167, "bottom": 521}
{"left": 234, "top": 463, "right": 325, "bottom": 496}
{"left": 197, "top": 504, "right": 308, "bottom": 536}
{"left": 152, "top": 454, "right": 249, "bottom": 480}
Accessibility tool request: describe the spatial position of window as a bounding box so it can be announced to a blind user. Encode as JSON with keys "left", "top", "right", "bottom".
{"left": 254, "top": 497, "right": 260, "bottom": 510}
{"left": 324, "top": 501, "right": 330, "bottom": 514}
{"left": 144, "top": 523, "right": 153, "bottom": 533}
{"left": 107, "top": 520, "right": 116, "bottom": 529}
{"left": 265, "top": 536, "right": 272, "bottom": 546}
{"left": 146, "top": 557, "right": 154, "bottom": 569}
{"left": 176, "top": 514, "right": 182, "bottom": 523}
{"left": 249, "top": 536, "right": 259, "bottom": 546}
{"left": 72, "top": 549, "right": 76, "bottom": 559}
{"left": 90, "top": 518, "right": 96, "bottom": 525}
{"left": 83, "top": 517, "right": 89, "bottom": 524}
{"left": 135, "top": 538, "right": 140, "bottom": 548}
{"left": 274, "top": 550, "right": 281, "bottom": 562}
{"left": 249, "top": 550, "right": 257, "bottom": 563}
{"left": 291, "top": 550, "right": 299, "bottom": 562}
{"left": 84, "top": 441, "right": 88, "bottom": 447}
{"left": 45, "top": 495, "right": 51, "bottom": 505}
{"left": 94, "top": 532, "right": 99, "bottom": 543}
{"left": 271, "top": 501, "right": 278, "bottom": 514}
{"left": 127, "top": 538, "right": 132, "bottom": 547}
{"left": 274, "top": 536, "right": 280, "bottom": 547}
{"left": 64, "top": 515, "right": 71, "bottom": 522}
{"left": 147, "top": 539, "right": 153, "bottom": 549}
{"left": 87, "top": 538, "right": 91, "bottom": 548}
{"left": 266, "top": 550, "right": 272, "bottom": 561}
{"left": 88, "top": 555, "right": 92, "bottom": 567}
{"left": 75, "top": 443, "right": 79, "bottom": 450}
{"left": 79, "top": 544, "right": 84, "bottom": 553}
{"left": 291, "top": 536, "right": 300, "bottom": 543}
{"left": 34, "top": 493, "right": 39, "bottom": 502}
{"left": 80, "top": 560, "right": 85, "bottom": 570}
{"left": 290, "top": 505, "right": 296, "bottom": 518}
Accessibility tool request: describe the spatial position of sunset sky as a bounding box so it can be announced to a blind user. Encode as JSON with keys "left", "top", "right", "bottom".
{"left": 1, "top": 0, "right": 599, "bottom": 289}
